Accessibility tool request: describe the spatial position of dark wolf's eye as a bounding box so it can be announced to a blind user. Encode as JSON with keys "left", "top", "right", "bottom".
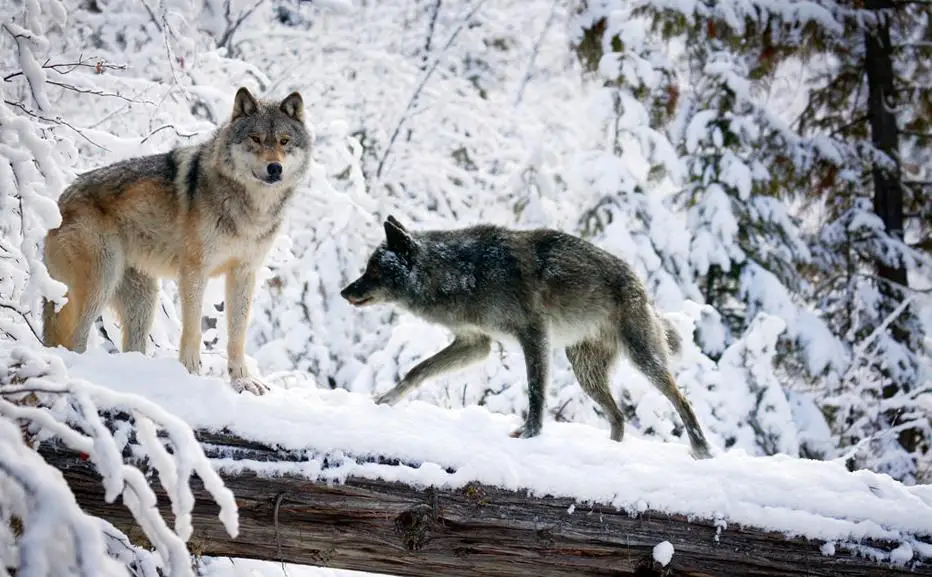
{"left": 366, "top": 262, "right": 380, "bottom": 279}
{"left": 249, "top": 134, "right": 262, "bottom": 144}
{"left": 279, "top": 136, "right": 291, "bottom": 146}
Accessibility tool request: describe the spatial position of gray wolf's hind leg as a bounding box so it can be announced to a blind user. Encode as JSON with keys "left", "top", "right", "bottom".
{"left": 375, "top": 334, "right": 492, "bottom": 405}
{"left": 72, "top": 242, "right": 124, "bottom": 353}
{"left": 510, "top": 325, "right": 550, "bottom": 439}
{"left": 113, "top": 267, "right": 158, "bottom": 353}
{"left": 621, "top": 319, "right": 713, "bottom": 459}
{"left": 566, "top": 340, "right": 626, "bottom": 442}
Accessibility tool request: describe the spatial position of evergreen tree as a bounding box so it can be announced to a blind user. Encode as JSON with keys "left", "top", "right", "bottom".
{"left": 796, "top": 0, "right": 931, "bottom": 483}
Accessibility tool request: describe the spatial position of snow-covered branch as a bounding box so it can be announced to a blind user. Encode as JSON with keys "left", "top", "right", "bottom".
{"left": 0, "top": 346, "right": 238, "bottom": 577}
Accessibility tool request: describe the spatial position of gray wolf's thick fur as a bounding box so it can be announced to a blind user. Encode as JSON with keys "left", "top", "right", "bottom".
{"left": 42, "top": 87, "right": 312, "bottom": 394}
{"left": 341, "top": 216, "right": 713, "bottom": 459}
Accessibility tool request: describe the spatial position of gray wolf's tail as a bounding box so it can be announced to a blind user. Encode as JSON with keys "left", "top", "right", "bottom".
{"left": 659, "top": 315, "right": 682, "bottom": 357}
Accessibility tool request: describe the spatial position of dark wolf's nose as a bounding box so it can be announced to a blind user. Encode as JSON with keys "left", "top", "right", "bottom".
{"left": 267, "top": 163, "right": 283, "bottom": 179}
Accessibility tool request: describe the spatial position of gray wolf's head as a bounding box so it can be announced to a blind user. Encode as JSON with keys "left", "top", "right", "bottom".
{"left": 341, "top": 216, "right": 418, "bottom": 308}
{"left": 222, "top": 87, "right": 312, "bottom": 187}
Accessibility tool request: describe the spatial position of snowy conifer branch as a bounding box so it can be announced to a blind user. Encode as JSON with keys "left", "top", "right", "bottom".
{"left": 0, "top": 347, "right": 239, "bottom": 577}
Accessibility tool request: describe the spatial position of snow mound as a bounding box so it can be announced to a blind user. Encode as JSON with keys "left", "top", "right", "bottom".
{"left": 43, "top": 347, "right": 932, "bottom": 564}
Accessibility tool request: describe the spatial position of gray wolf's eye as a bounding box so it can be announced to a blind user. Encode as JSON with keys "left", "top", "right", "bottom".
{"left": 279, "top": 136, "right": 291, "bottom": 146}
{"left": 249, "top": 134, "right": 262, "bottom": 144}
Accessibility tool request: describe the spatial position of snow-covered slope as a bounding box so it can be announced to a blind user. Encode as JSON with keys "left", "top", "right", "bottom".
{"left": 35, "top": 346, "right": 932, "bottom": 563}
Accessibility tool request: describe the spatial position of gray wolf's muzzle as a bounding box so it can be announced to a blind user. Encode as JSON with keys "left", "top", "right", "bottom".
{"left": 264, "top": 162, "right": 282, "bottom": 183}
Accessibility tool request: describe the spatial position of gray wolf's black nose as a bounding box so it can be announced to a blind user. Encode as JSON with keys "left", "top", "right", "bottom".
{"left": 267, "top": 163, "right": 283, "bottom": 178}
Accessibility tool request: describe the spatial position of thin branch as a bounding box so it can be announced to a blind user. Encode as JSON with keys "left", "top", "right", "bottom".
{"left": 514, "top": 0, "right": 559, "bottom": 107}
{"left": 45, "top": 80, "right": 150, "bottom": 104}
{"left": 2, "top": 56, "right": 125, "bottom": 82}
{"left": 3, "top": 99, "right": 109, "bottom": 150}
{"left": 421, "top": 0, "right": 443, "bottom": 70}
{"left": 216, "top": 0, "right": 266, "bottom": 49}
{"left": 375, "top": 0, "right": 487, "bottom": 180}
{"left": 140, "top": 124, "right": 199, "bottom": 144}
{"left": 0, "top": 303, "right": 42, "bottom": 344}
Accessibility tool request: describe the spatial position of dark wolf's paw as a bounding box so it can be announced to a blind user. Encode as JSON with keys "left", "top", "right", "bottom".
{"left": 231, "top": 376, "right": 270, "bottom": 396}
{"left": 510, "top": 423, "right": 541, "bottom": 439}
{"left": 689, "top": 443, "right": 713, "bottom": 460}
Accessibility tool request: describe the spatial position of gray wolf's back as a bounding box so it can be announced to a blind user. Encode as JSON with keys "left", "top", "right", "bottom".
{"left": 61, "top": 153, "right": 178, "bottom": 204}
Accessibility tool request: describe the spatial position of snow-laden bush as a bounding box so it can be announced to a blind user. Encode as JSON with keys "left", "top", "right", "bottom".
{"left": 0, "top": 345, "right": 239, "bottom": 577}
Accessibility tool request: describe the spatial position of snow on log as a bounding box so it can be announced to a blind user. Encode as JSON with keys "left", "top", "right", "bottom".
{"left": 38, "top": 350, "right": 932, "bottom": 576}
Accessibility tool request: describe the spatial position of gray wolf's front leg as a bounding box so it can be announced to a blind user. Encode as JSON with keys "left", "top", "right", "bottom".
{"left": 511, "top": 325, "right": 550, "bottom": 439}
{"left": 375, "top": 334, "right": 492, "bottom": 405}
{"left": 225, "top": 264, "right": 268, "bottom": 395}
{"left": 178, "top": 262, "right": 206, "bottom": 376}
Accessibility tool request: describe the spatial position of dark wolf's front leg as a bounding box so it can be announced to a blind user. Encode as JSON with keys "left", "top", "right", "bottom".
{"left": 511, "top": 326, "right": 550, "bottom": 439}
{"left": 374, "top": 334, "right": 492, "bottom": 405}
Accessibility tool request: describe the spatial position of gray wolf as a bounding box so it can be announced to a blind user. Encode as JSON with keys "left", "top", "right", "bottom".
{"left": 42, "top": 87, "right": 312, "bottom": 394}
{"left": 341, "top": 216, "right": 713, "bottom": 459}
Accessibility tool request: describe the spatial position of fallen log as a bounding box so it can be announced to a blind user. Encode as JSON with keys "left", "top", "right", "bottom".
{"left": 41, "top": 431, "right": 929, "bottom": 577}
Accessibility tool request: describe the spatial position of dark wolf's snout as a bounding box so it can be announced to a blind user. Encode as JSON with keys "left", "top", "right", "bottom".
{"left": 340, "top": 276, "right": 376, "bottom": 307}
{"left": 266, "top": 162, "right": 282, "bottom": 182}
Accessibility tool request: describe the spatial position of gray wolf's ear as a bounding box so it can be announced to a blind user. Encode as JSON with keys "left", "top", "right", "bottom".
{"left": 384, "top": 216, "right": 416, "bottom": 259}
{"left": 232, "top": 87, "right": 258, "bottom": 120}
{"left": 386, "top": 214, "right": 407, "bottom": 232}
{"left": 280, "top": 91, "right": 304, "bottom": 122}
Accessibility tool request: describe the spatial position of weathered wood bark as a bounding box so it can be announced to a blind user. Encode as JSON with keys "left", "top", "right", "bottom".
{"left": 42, "top": 433, "right": 929, "bottom": 577}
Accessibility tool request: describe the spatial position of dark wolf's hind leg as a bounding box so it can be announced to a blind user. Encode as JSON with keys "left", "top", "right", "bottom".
{"left": 621, "top": 317, "right": 712, "bottom": 459}
{"left": 566, "top": 340, "right": 626, "bottom": 442}
{"left": 511, "top": 325, "right": 550, "bottom": 439}
{"left": 113, "top": 268, "right": 159, "bottom": 353}
{"left": 375, "top": 334, "right": 492, "bottom": 405}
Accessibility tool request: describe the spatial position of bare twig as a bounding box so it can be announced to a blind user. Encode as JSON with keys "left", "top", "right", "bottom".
{"left": 0, "top": 303, "right": 42, "bottom": 344}
{"left": 421, "top": 0, "right": 443, "bottom": 69}
{"left": 2, "top": 56, "right": 125, "bottom": 82}
{"left": 140, "top": 124, "right": 200, "bottom": 144}
{"left": 44, "top": 80, "right": 149, "bottom": 104}
{"left": 375, "top": 0, "right": 487, "bottom": 180}
{"left": 217, "top": 0, "right": 267, "bottom": 49}
{"left": 514, "top": 0, "right": 559, "bottom": 107}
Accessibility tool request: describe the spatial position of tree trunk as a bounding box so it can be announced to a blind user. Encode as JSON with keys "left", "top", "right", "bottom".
{"left": 863, "top": 0, "right": 917, "bottom": 453}
{"left": 865, "top": 1, "right": 904, "bottom": 283}
{"left": 39, "top": 434, "right": 930, "bottom": 577}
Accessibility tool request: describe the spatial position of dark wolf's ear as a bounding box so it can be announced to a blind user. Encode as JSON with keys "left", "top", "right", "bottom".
{"left": 232, "top": 87, "right": 259, "bottom": 120}
{"left": 280, "top": 92, "right": 304, "bottom": 123}
{"left": 386, "top": 215, "right": 407, "bottom": 232}
{"left": 384, "top": 216, "right": 416, "bottom": 260}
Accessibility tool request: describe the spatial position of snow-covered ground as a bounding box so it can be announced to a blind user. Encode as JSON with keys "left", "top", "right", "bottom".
{"left": 26, "top": 345, "right": 932, "bottom": 565}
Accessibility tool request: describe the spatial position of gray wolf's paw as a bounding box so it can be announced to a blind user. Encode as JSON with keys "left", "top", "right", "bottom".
{"left": 230, "top": 376, "right": 270, "bottom": 396}
{"left": 509, "top": 423, "right": 541, "bottom": 439}
{"left": 179, "top": 350, "right": 202, "bottom": 376}
{"left": 374, "top": 389, "right": 402, "bottom": 406}
{"left": 690, "top": 443, "right": 713, "bottom": 460}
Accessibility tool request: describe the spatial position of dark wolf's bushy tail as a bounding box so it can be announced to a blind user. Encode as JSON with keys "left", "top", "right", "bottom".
{"left": 659, "top": 315, "right": 682, "bottom": 357}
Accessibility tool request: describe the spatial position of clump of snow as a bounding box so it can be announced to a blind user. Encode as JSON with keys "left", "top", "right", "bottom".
{"left": 653, "top": 540, "right": 674, "bottom": 566}
{"left": 34, "top": 346, "right": 932, "bottom": 564}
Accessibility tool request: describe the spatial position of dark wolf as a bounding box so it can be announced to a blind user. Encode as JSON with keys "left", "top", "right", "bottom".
{"left": 42, "top": 87, "right": 312, "bottom": 394}
{"left": 341, "top": 216, "right": 713, "bottom": 459}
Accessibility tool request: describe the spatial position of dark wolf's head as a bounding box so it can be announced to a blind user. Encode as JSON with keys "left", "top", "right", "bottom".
{"left": 341, "top": 216, "right": 418, "bottom": 308}
{"left": 221, "top": 86, "right": 312, "bottom": 188}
